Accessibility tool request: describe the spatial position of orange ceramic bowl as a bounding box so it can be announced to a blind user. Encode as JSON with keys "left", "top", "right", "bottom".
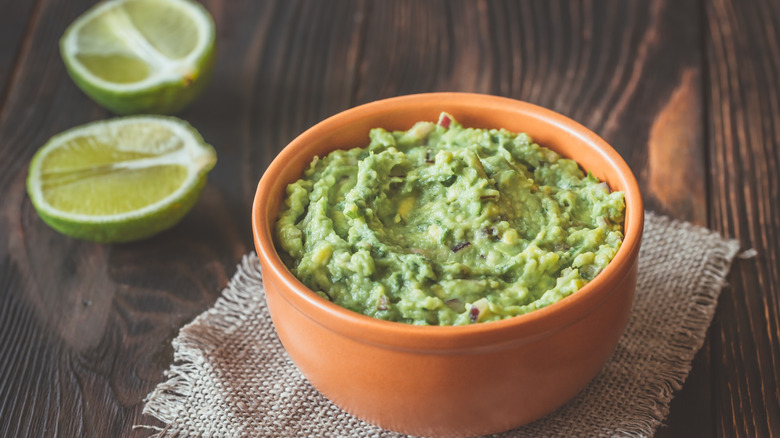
{"left": 252, "top": 93, "right": 643, "bottom": 437}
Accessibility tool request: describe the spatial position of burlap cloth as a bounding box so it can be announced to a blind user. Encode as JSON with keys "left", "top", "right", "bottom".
{"left": 138, "top": 211, "right": 740, "bottom": 437}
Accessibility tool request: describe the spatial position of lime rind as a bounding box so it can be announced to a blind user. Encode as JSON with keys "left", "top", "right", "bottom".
{"left": 26, "top": 116, "right": 216, "bottom": 243}
{"left": 60, "top": 0, "right": 216, "bottom": 115}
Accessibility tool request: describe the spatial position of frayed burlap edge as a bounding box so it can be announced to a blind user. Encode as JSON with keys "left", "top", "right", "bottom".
{"left": 137, "top": 212, "right": 741, "bottom": 437}
{"left": 136, "top": 254, "right": 265, "bottom": 438}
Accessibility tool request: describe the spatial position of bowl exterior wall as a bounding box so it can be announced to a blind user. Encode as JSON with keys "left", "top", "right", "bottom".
{"left": 260, "top": 256, "right": 637, "bottom": 438}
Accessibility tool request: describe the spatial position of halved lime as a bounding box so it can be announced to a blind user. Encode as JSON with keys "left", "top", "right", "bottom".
{"left": 26, "top": 116, "right": 217, "bottom": 243}
{"left": 60, "top": 0, "right": 216, "bottom": 115}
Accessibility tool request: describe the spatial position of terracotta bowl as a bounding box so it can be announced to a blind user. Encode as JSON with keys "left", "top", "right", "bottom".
{"left": 252, "top": 93, "right": 643, "bottom": 437}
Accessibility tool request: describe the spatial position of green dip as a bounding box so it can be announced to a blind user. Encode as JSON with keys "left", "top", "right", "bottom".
{"left": 275, "top": 113, "right": 625, "bottom": 325}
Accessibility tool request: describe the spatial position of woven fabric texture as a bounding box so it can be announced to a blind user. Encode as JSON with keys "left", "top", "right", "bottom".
{"left": 139, "top": 212, "right": 739, "bottom": 437}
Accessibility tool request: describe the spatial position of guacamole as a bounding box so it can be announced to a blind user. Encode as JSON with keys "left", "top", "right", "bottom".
{"left": 275, "top": 113, "right": 625, "bottom": 325}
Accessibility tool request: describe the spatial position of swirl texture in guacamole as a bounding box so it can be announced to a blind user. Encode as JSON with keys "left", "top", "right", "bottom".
{"left": 275, "top": 113, "right": 625, "bottom": 325}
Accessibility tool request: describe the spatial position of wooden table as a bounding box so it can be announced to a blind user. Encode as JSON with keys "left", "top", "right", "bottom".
{"left": 1, "top": 0, "right": 777, "bottom": 436}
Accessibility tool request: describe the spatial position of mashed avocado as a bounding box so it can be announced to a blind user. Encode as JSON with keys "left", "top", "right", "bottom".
{"left": 276, "top": 113, "right": 625, "bottom": 325}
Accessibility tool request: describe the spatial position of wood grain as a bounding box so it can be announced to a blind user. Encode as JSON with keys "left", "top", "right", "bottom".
{"left": 705, "top": 0, "right": 780, "bottom": 435}
{"left": 0, "top": 0, "right": 777, "bottom": 436}
{"left": 0, "top": 0, "right": 245, "bottom": 436}
{"left": 0, "top": 0, "right": 39, "bottom": 114}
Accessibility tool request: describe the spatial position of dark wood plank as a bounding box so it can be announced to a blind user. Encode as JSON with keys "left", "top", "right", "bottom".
{"left": 704, "top": 0, "right": 780, "bottom": 435}
{"left": 0, "top": 0, "right": 39, "bottom": 113}
{"left": 0, "top": 0, "right": 247, "bottom": 435}
{"left": 1, "top": 0, "right": 762, "bottom": 436}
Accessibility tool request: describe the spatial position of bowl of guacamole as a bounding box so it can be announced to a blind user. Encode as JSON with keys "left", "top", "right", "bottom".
{"left": 253, "top": 93, "right": 643, "bottom": 437}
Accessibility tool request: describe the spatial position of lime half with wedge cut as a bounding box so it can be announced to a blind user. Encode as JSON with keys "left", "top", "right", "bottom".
{"left": 60, "top": 0, "right": 216, "bottom": 115}
{"left": 26, "top": 116, "right": 216, "bottom": 243}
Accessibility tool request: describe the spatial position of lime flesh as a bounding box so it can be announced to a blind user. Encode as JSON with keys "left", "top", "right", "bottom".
{"left": 27, "top": 116, "right": 217, "bottom": 243}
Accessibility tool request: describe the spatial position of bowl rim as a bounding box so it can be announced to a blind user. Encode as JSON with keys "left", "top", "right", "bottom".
{"left": 253, "top": 92, "right": 644, "bottom": 350}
